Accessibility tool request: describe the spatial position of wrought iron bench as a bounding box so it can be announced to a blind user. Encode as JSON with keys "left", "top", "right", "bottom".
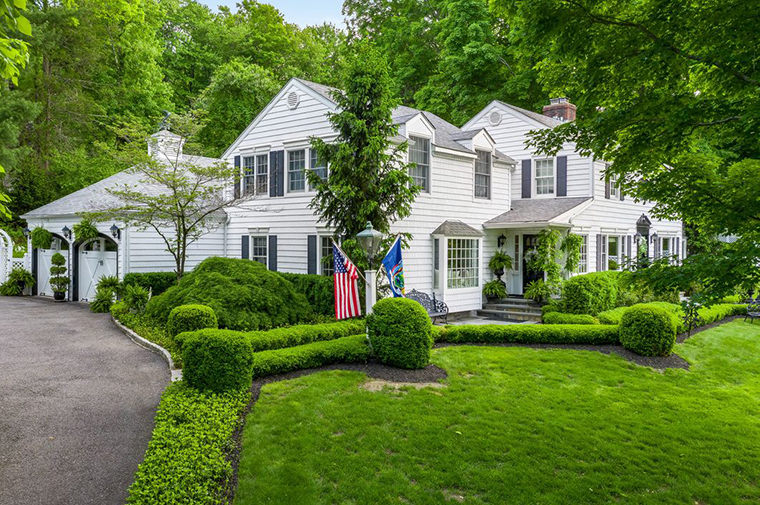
{"left": 746, "top": 299, "right": 760, "bottom": 324}
{"left": 406, "top": 289, "right": 449, "bottom": 324}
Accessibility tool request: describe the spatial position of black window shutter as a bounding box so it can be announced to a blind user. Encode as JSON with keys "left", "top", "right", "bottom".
{"left": 596, "top": 234, "right": 603, "bottom": 271}
{"left": 675, "top": 237, "right": 680, "bottom": 261}
{"left": 627, "top": 235, "right": 632, "bottom": 262}
{"left": 307, "top": 235, "right": 317, "bottom": 274}
{"left": 276, "top": 151, "right": 285, "bottom": 197}
{"left": 619, "top": 184, "right": 625, "bottom": 201}
{"left": 269, "top": 151, "right": 277, "bottom": 197}
{"left": 556, "top": 156, "right": 567, "bottom": 197}
{"left": 241, "top": 235, "right": 249, "bottom": 259}
{"left": 605, "top": 179, "right": 610, "bottom": 199}
{"left": 234, "top": 156, "right": 241, "bottom": 199}
{"left": 268, "top": 235, "right": 278, "bottom": 271}
{"left": 521, "top": 159, "right": 531, "bottom": 199}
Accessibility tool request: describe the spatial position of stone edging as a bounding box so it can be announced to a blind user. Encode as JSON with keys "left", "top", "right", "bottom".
{"left": 111, "top": 316, "right": 183, "bottom": 382}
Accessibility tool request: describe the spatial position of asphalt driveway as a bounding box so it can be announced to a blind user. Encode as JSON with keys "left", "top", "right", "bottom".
{"left": 0, "top": 297, "right": 169, "bottom": 505}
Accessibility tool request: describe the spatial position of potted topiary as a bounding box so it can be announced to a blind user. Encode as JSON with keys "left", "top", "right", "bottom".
{"left": 483, "top": 279, "right": 507, "bottom": 301}
{"left": 49, "top": 253, "right": 69, "bottom": 301}
{"left": 488, "top": 249, "right": 513, "bottom": 282}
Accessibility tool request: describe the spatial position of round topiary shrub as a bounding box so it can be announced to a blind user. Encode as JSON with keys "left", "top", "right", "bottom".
{"left": 367, "top": 298, "right": 433, "bottom": 369}
{"left": 619, "top": 305, "right": 677, "bottom": 356}
{"left": 182, "top": 331, "right": 254, "bottom": 393}
{"left": 562, "top": 271, "right": 619, "bottom": 315}
{"left": 167, "top": 304, "right": 218, "bottom": 337}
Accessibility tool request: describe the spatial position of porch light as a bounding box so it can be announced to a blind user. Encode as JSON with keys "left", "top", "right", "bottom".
{"left": 356, "top": 221, "right": 383, "bottom": 267}
{"left": 23, "top": 227, "right": 30, "bottom": 238}
{"left": 634, "top": 232, "right": 642, "bottom": 241}
{"left": 497, "top": 234, "right": 507, "bottom": 248}
{"left": 110, "top": 224, "right": 120, "bottom": 239}
{"left": 651, "top": 232, "right": 658, "bottom": 243}
{"left": 62, "top": 226, "right": 71, "bottom": 239}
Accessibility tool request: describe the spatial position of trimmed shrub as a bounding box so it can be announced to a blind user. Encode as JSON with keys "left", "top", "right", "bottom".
{"left": 251, "top": 334, "right": 370, "bottom": 378}
{"left": 598, "top": 302, "right": 745, "bottom": 330}
{"left": 598, "top": 302, "right": 680, "bottom": 325}
{"left": 146, "top": 257, "right": 312, "bottom": 331}
{"left": 435, "top": 324, "right": 619, "bottom": 345}
{"left": 126, "top": 381, "right": 248, "bottom": 505}
{"left": 167, "top": 304, "right": 218, "bottom": 337}
{"left": 123, "top": 272, "right": 177, "bottom": 297}
{"left": 367, "top": 298, "right": 433, "bottom": 369}
{"left": 562, "top": 271, "right": 619, "bottom": 315}
{"left": 619, "top": 305, "right": 677, "bottom": 356}
{"left": 541, "top": 301, "right": 562, "bottom": 316}
{"left": 182, "top": 331, "right": 253, "bottom": 393}
{"left": 542, "top": 312, "right": 598, "bottom": 325}
{"left": 278, "top": 272, "right": 335, "bottom": 316}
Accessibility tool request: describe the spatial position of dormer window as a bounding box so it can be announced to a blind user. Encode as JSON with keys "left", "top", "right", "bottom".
{"left": 474, "top": 150, "right": 491, "bottom": 199}
{"left": 535, "top": 159, "right": 555, "bottom": 196}
{"left": 409, "top": 136, "right": 430, "bottom": 193}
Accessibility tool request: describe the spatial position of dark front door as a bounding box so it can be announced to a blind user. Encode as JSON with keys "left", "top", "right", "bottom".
{"left": 523, "top": 234, "right": 542, "bottom": 291}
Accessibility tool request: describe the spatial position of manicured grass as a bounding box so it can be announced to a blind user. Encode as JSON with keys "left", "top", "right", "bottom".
{"left": 234, "top": 321, "right": 760, "bottom": 504}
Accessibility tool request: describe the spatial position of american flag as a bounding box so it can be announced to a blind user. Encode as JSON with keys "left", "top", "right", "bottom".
{"left": 333, "top": 242, "right": 361, "bottom": 320}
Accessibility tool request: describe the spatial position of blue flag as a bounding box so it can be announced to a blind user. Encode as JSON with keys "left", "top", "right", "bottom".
{"left": 382, "top": 236, "right": 405, "bottom": 297}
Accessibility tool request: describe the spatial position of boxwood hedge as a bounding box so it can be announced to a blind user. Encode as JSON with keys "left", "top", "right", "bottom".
{"left": 619, "top": 305, "right": 677, "bottom": 356}
{"left": 542, "top": 312, "right": 599, "bottom": 325}
{"left": 182, "top": 331, "right": 254, "bottom": 393}
{"left": 561, "top": 271, "right": 619, "bottom": 315}
{"left": 598, "top": 302, "right": 747, "bottom": 331}
{"left": 435, "top": 324, "right": 619, "bottom": 345}
{"left": 278, "top": 272, "right": 335, "bottom": 317}
{"left": 367, "top": 298, "right": 433, "bottom": 369}
{"left": 251, "top": 334, "right": 370, "bottom": 378}
{"left": 167, "top": 304, "right": 218, "bottom": 337}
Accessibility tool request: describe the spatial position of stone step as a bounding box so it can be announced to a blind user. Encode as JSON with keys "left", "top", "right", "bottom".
{"left": 483, "top": 303, "right": 543, "bottom": 314}
{"left": 477, "top": 309, "right": 542, "bottom": 323}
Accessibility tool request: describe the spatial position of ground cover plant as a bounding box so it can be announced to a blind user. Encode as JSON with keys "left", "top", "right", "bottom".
{"left": 111, "top": 302, "right": 182, "bottom": 366}
{"left": 234, "top": 321, "right": 760, "bottom": 504}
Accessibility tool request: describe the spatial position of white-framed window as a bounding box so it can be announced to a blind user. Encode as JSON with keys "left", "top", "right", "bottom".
{"left": 578, "top": 235, "right": 588, "bottom": 273}
{"left": 535, "top": 158, "right": 554, "bottom": 196}
{"left": 309, "top": 149, "right": 327, "bottom": 190}
{"left": 661, "top": 237, "right": 671, "bottom": 261}
{"left": 433, "top": 238, "right": 440, "bottom": 290}
{"left": 250, "top": 236, "right": 268, "bottom": 266}
{"left": 409, "top": 136, "right": 430, "bottom": 193}
{"left": 243, "top": 156, "right": 256, "bottom": 195}
{"left": 601, "top": 234, "right": 608, "bottom": 271}
{"left": 320, "top": 236, "right": 334, "bottom": 276}
{"left": 288, "top": 149, "right": 306, "bottom": 192}
{"left": 474, "top": 150, "right": 491, "bottom": 199}
{"left": 256, "top": 154, "right": 268, "bottom": 195}
{"left": 447, "top": 238, "right": 479, "bottom": 289}
{"left": 609, "top": 174, "right": 618, "bottom": 198}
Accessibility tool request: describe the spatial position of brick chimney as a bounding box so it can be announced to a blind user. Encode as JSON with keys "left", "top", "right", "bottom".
{"left": 542, "top": 97, "right": 576, "bottom": 122}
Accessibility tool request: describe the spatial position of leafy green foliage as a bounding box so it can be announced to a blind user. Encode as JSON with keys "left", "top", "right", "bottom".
{"left": 278, "top": 272, "right": 335, "bottom": 317}
{"left": 0, "top": 0, "right": 32, "bottom": 86}
{"left": 126, "top": 381, "right": 249, "bottom": 505}
{"left": 483, "top": 279, "right": 507, "bottom": 299}
{"left": 123, "top": 272, "right": 176, "bottom": 297}
{"left": 111, "top": 301, "right": 182, "bottom": 366}
{"left": 72, "top": 219, "right": 99, "bottom": 242}
{"left": 251, "top": 334, "right": 370, "bottom": 378}
{"left": 542, "top": 312, "right": 598, "bottom": 325}
{"left": 436, "top": 323, "right": 619, "bottom": 345}
{"left": 124, "top": 284, "right": 150, "bottom": 314}
{"left": 561, "top": 233, "right": 584, "bottom": 273}
{"left": 488, "top": 249, "right": 513, "bottom": 273}
{"left": 167, "top": 304, "right": 218, "bottom": 338}
{"left": 0, "top": 265, "right": 34, "bottom": 295}
{"left": 308, "top": 41, "right": 418, "bottom": 242}
{"left": 90, "top": 285, "right": 115, "bottom": 313}
{"left": 562, "top": 272, "right": 619, "bottom": 315}
{"left": 49, "top": 251, "right": 68, "bottom": 294}
{"left": 367, "top": 298, "right": 433, "bottom": 369}
{"left": 146, "top": 257, "right": 312, "bottom": 331}
{"left": 523, "top": 279, "right": 552, "bottom": 304}
{"left": 30, "top": 227, "right": 51, "bottom": 249}
{"left": 527, "top": 229, "right": 562, "bottom": 289}
{"left": 182, "top": 331, "right": 253, "bottom": 393}
{"left": 598, "top": 302, "right": 680, "bottom": 326}
{"left": 619, "top": 305, "right": 677, "bottom": 356}
{"left": 96, "top": 275, "right": 123, "bottom": 298}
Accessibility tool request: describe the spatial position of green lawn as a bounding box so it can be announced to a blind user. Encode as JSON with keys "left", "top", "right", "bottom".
{"left": 234, "top": 321, "right": 760, "bottom": 505}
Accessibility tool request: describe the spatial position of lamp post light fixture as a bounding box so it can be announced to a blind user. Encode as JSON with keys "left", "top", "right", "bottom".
{"left": 23, "top": 227, "right": 30, "bottom": 238}
{"left": 651, "top": 231, "right": 658, "bottom": 244}
{"left": 356, "top": 221, "right": 384, "bottom": 315}
{"left": 62, "top": 226, "right": 71, "bottom": 240}
{"left": 110, "top": 224, "right": 120, "bottom": 240}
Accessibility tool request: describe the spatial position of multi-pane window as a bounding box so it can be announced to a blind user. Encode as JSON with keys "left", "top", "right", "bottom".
{"left": 447, "top": 238, "right": 479, "bottom": 289}
{"left": 514, "top": 235, "right": 520, "bottom": 273}
{"left": 256, "top": 154, "right": 268, "bottom": 195}
{"left": 243, "top": 156, "right": 256, "bottom": 195}
{"left": 320, "top": 236, "right": 334, "bottom": 276}
{"left": 309, "top": 150, "right": 327, "bottom": 190}
{"left": 608, "top": 235, "right": 620, "bottom": 270}
{"left": 474, "top": 150, "right": 491, "bottom": 199}
{"left": 433, "top": 238, "right": 440, "bottom": 290}
{"left": 288, "top": 149, "right": 306, "bottom": 192}
{"left": 251, "top": 236, "right": 267, "bottom": 267}
{"left": 661, "top": 237, "right": 671, "bottom": 261}
{"left": 409, "top": 136, "right": 430, "bottom": 193}
{"left": 578, "top": 235, "right": 588, "bottom": 273}
{"left": 535, "top": 159, "right": 555, "bottom": 195}
{"left": 601, "top": 234, "right": 608, "bottom": 271}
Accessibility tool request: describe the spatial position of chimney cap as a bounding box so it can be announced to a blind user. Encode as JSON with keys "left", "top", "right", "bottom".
{"left": 550, "top": 97, "right": 569, "bottom": 105}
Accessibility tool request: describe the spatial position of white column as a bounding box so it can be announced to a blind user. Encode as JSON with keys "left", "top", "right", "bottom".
{"left": 365, "top": 269, "right": 377, "bottom": 315}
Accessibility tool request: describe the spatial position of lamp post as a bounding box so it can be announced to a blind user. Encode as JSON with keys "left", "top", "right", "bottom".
{"left": 356, "top": 221, "right": 383, "bottom": 315}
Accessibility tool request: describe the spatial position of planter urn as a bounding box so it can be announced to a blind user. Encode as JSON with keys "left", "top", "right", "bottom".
{"left": 53, "top": 291, "right": 66, "bottom": 301}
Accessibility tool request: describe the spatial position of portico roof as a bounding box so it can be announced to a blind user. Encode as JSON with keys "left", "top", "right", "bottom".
{"left": 431, "top": 220, "right": 484, "bottom": 237}
{"left": 483, "top": 197, "right": 592, "bottom": 229}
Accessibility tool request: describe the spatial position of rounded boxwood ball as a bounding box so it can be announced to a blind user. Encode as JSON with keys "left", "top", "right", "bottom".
{"left": 167, "top": 304, "right": 218, "bottom": 337}
{"left": 182, "top": 332, "right": 253, "bottom": 392}
{"left": 619, "top": 305, "right": 677, "bottom": 356}
{"left": 367, "top": 298, "right": 433, "bottom": 369}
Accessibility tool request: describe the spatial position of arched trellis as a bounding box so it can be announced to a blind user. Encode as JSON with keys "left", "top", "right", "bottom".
{"left": 0, "top": 228, "right": 12, "bottom": 284}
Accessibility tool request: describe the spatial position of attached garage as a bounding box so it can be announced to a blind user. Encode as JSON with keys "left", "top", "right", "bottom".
{"left": 76, "top": 237, "right": 118, "bottom": 302}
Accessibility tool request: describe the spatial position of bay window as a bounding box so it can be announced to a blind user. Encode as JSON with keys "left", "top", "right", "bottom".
{"left": 447, "top": 238, "right": 479, "bottom": 289}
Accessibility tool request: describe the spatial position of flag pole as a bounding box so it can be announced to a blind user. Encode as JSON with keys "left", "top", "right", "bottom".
{"left": 332, "top": 239, "right": 367, "bottom": 283}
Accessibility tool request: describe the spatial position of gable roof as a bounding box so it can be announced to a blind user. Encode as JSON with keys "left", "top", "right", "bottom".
{"left": 431, "top": 220, "right": 484, "bottom": 237}
{"left": 483, "top": 197, "right": 592, "bottom": 228}
{"left": 461, "top": 99, "right": 562, "bottom": 131}
{"left": 22, "top": 154, "right": 221, "bottom": 219}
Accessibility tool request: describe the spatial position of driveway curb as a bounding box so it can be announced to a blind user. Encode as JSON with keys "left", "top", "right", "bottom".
{"left": 111, "top": 316, "right": 183, "bottom": 381}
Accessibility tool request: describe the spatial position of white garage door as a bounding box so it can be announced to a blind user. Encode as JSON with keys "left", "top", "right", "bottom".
{"left": 79, "top": 238, "right": 117, "bottom": 302}
{"left": 37, "top": 239, "right": 69, "bottom": 297}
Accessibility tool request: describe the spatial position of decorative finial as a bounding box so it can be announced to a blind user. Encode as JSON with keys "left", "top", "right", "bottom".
{"left": 158, "top": 110, "right": 171, "bottom": 131}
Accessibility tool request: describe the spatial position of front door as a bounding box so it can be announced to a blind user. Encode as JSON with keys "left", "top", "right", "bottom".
{"left": 522, "top": 234, "right": 542, "bottom": 292}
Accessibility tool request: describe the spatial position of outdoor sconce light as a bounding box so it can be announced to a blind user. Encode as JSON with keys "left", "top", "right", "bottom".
{"left": 497, "top": 234, "right": 507, "bottom": 248}
{"left": 23, "top": 227, "right": 30, "bottom": 238}
{"left": 651, "top": 232, "right": 659, "bottom": 243}
{"left": 62, "top": 226, "right": 71, "bottom": 240}
{"left": 110, "top": 224, "right": 120, "bottom": 239}
{"left": 356, "top": 221, "right": 384, "bottom": 315}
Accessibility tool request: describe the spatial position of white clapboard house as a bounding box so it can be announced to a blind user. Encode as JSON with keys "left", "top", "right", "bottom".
{"left": 23, "top": 79, "right": 683, "bottom": 314}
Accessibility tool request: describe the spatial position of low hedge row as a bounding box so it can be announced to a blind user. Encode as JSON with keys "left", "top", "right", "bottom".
{"left": 542, "top": 312, "right": 599, "bottom": 325}
{"left": 126, "top": 382, "right": 249, "bottom": 505}
{"left": 177, "top": 319, "right": 365, "bottom": 353}
{"left": 434, "top": 324, "right": 620, "bottom": 345}
{"left": 598, "top": 302, "right": 747, "bottom": 330}
{"left": 598, "top": 302, "right": 679, "bottom": 325}
{"left": 251, "top": 334, "right": 370, "bottom": 378}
